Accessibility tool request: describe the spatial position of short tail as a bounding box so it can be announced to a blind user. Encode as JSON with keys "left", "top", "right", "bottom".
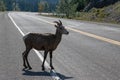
{"left": 23, "top": 32, "right": 30, "bottom": 40}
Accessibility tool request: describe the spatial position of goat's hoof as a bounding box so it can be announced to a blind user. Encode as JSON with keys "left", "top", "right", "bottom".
{"left": 28, "top": 67, "right": 32, "bottom": 70}
{"left": 22, "top": 67, "right": 27, "bottom": 71}
{"left": 51, "top": 66, "right": 54, "bottom": 70}
{"left": 42, "top": 67, "right": 45, "bottom": 71}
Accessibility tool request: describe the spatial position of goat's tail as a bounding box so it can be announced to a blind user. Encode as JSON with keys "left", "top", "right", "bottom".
{"left": 23, "top": 32, "right": 30, "bottom": 41}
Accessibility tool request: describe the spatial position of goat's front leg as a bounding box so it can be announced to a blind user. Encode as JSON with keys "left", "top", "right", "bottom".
{"left": 50, "top": 51, "right": 54, "bottom": 70}
{"left": 42, "top": 51, "right": 48, "bottom": 71}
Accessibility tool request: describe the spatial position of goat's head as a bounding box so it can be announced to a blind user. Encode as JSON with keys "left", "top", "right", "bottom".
{"left": 54, "top": 20, "right": 69, "bottom": 35}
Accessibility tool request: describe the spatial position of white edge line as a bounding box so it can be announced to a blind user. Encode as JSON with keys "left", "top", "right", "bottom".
{"left": 8, "top": 13, "right": 25, "bottom": 36}
{"left": 8, "top": 12, "right": 61, "bottom": 80}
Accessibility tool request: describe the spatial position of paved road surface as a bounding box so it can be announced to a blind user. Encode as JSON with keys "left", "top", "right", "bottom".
{"left": 0, "top": 12, "right": 120, "bottom": 80}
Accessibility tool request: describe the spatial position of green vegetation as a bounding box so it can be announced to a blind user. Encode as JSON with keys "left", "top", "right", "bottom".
{"left": 56, "top": 0, "right": 89, "bottom": 18}
{"left": 75, "top": 1, "right": 120, "bottom": 24}
{"left": 12, "top": 2, "right": 20, "bottom": 11}
{"left": 0, "top": 0, "right": 57, "bottom": 12}
{"left": 54, "top": 0, "right": 120, "bottom": 24}
{"left": 38, "top": 0, "right": 56, "bottom": 13}
{"left": 0, "top": 0, "right": 6, "bottom": 11}
{"left": 0, "top": 0, "right": 120, "bottom": 24}
{"left": 56, "top": 0, "right": 77, "bottom": 18}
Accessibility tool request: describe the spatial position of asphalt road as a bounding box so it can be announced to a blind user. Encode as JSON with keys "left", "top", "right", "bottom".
{"left": 0, "top": 12, "right": 120, "bottom": 80}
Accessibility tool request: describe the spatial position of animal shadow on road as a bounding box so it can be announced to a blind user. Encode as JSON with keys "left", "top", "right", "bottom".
{"left": 22, "top": 70, "right": 73, "bottom": 80}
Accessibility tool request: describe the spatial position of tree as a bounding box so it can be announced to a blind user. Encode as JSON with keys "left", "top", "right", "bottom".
{"left": 56, "top": 0, "right": 78, "bottom": 18}
{"left": 38, "top": 2, "right": 44, "bottom": 12}
{"left": 12, "top": 2, "right": 20, "bottom": 11}
{"left": 70, "top": 0, "right": 90, "bottom": 11}
{"left": 38, "top": 1, "right": 52, "bottom": 12}
{"left": 0, "top": 0, "right": 6, "bottom": 11}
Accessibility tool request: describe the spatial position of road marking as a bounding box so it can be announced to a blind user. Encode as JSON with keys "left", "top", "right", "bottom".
{"left": 25, "top": 14, "right": 120, "bottom": 46}
{"left": 8, "top": 13, "right": 61, "bottom": 80}
{"left": 8, "top": 13, "right": 25, "bottom": 36}
{"left": 67, "top": 27, "right": 120, "bottom": 46}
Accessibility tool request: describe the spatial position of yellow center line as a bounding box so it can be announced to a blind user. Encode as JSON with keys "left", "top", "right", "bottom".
{"left": 43, "top": 20, "right": 120, "bottom": 46}
{"left": 47, "top": 20, "right": 120, "bottom": 46}
{"left": 26, "top": 14, "right": 120, "bottom": 46}
{"left": 67, "top": 27, "right": 120, "bottom": 46}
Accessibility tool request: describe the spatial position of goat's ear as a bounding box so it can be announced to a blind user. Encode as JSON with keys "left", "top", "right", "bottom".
{"left": 54, "top": 25, "right": 58, "bottom": 28}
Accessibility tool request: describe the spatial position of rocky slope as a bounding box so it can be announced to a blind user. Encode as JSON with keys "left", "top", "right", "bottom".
{"left": 77, "top": 1, "right": 120, "bottom": 24}
{"left": 84, "top": 0, "right": 120, "bottom": 12}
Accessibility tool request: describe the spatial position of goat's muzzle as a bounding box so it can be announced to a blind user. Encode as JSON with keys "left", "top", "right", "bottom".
{"left": 65, "top": 31, "right": 69, "bottom": 35}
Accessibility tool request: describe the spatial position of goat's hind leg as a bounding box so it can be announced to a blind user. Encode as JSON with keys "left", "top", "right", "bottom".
{"left": 22, "top": 47, "right": 32, "bottom": 70}
{"left": 22, "top": 51, "right": 28, "bottom": 70}
{"left": 24, "top": 48, "right": 32, "bottom": 70}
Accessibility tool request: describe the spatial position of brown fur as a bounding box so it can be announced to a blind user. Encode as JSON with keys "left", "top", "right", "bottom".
{"left": 22, "top": 20, "right": 69, "bottom": 71}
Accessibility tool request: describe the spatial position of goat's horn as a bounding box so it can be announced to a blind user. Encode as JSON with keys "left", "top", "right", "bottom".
{"left": 59, "top": 20, "right": 62, "bottom": 25}
{"left": 54, "top": 21, "right": 60, "bottom": 25}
